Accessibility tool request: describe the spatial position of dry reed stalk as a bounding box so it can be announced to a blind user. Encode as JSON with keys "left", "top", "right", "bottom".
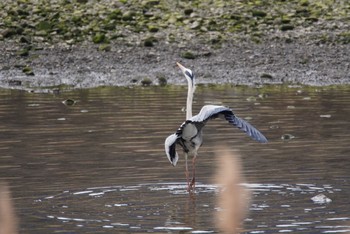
{"left": 214, "top": 147, "right": 250, "bottom": 234}
{"left": 0, "top": 183, "right": 18, "bottom": 234}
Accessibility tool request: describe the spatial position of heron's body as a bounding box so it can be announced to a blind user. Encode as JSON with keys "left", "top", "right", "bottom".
{"left": 165, "top": 63, "right": 267, "bottom": 192}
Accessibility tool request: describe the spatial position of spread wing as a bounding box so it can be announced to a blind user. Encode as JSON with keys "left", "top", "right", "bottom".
{"left": 164, "top": 105, "right": 267, "bottom": 166}
{"left": 190, "top": 105, "right": 268, "bottom": 143}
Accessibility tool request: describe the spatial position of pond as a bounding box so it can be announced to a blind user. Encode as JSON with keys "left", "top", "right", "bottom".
{"left": 0, "top": 85, "right": 349, "bottom": 233}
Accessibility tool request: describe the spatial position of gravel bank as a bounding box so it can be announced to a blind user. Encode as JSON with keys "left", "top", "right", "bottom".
{"left": 0, "top": 0, "right": 349, "bottom": 90}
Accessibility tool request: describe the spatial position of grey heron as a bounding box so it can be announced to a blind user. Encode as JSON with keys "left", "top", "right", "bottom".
{"left": 165, "top": 62, "right": 267, "bottom": 192}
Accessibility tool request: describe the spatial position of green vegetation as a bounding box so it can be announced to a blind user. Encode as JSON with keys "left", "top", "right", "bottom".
{"left": 181, "top": 51, "right": 196, "bottom": 59}
{"left": 0, "top": 0, "right": 349, "bottom": 47}
{"left": 22, "top": 65, "right": 34, "bottom": 76}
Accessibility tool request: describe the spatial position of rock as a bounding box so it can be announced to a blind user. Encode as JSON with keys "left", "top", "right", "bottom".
{"left": 246, "top": 96, "right": 257, "bottom": 102}
{"left": 19, "top": 36, "right": 31, "bottom": 43}
{"left": 36, "top": 21, "right": 52, "bottom": 31}
{"left": 281, "top": 134, "right": 295, "bottom": 140}
{"left": 280, "top": 24, "right": 295, "bottom": 31}
{"left": 142, "top": 0, "right": 160, "bottom": 7}
{"left": 252, "top": 10, "right": 267, "bottom": 18}
{"left": 157, "top": 76, "right": 167, "bottom": 86}
{"left": 8, "top": 80, "right": 22, "bottom": 86}
{"left": 143, "top": 40, "right": 153, "bottom": 47}
{"left": 108, "top": 9, "right": 122, "bottom": 20}
{"left": 184, "top": 9, "right": 194, "bottom": 16}
{"left": 62, "top": 99, "right": 76, "bottom": 106}
{"left": 143, "top": 36, "right": 157, "bottom": 47}
{"left": 141, "top": 78, "right": 152, "bottom": 86}
{"left": 98, "top": 44, "right": 111, "bottom": 51}
{"left": 190, "top": 21, "right": 201, "bottom": 30}
{"left": 210, "top": 33, "right": 222, "bottom": 44}
{"left": 148, "top": 25, "right": 159, "bottom": 33}
{"left": 181, "top": 51, "right": 196, "bottom": 59}
{"left": 35, "top": 30, "right": 48, "bottom": 37}
{"left": 17, "top": 48, "right": 30, "bottom": 56}
{"left": 311, "top": 194, "right": 332, "bottom": 204}
{"left": 22, "top": 66, "right": 34, "bottom": 76}
{"left": 260, "top": 73, "right": 273, "bottom": 79}
{"left": 2, "top": 28, "right": 17, "bottom": 38}
{"left": 122, "top": 11, "right": 135, "bottom": 21}
{"left": 92, "top": 33, "right": 106, "bottom": 43}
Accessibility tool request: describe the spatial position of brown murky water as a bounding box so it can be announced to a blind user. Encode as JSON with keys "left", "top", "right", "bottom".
{"left": 0, "top": 85, "right": 349, "bottom": 233}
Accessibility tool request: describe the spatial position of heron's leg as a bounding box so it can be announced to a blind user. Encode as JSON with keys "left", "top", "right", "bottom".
{"left": 184, "top": 153, "right": 190, "bottom": 191}
{"left": 190, "top": 154, "right": 197, "bottom": 190}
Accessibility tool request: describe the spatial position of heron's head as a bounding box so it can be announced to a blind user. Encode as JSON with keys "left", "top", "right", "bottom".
{"left": 177, "top": 62, "right": 195, "bottom": 88}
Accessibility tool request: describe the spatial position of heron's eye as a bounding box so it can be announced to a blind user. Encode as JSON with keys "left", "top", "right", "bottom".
{"left": 185, "top": 70, "right": 193, "bottom": 79}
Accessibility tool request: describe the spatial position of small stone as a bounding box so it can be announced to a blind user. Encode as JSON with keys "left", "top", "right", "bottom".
{"left": 36, "top": 21, "right": 52, "bottom": 31}
{"left": 19, "top": 36, "right": 31, "bottom": 43}
{"left": 148, "top": 25, "right": 159, "bottom": 33}
{"left": 92, "top": 33, "right": 106, "bottom": 43}
{"left": 141, "top": 78, "right": 152, "bottom": 86}
{"left": 280, "top": 24, "right": 295, "bottom": 31}
{"left": 210, "top": 33, "right": 222, "bottom": 44}
{"left": 35, "top": 30, "right": 48, "bottom": 37}
{"left": 281, "top": 134, "right": 295, "bottom": 140}
{"left": 2, "top": 28, "right": 17, "bottom": 38}
{"left": 143, "top": 38, "right": 154, "bottom": 47}
{"left": 142, "top": 0, "right": 160, "bottom": 7}
{"left": 260, "top": 73, "right": 273, "bottom": 79}
{"left": 181, "top": 51, "right": 196, "bottom": 59}
{"left": 17, "top": 48, "right": 30, "bottom": 57}
{"left": 184, "top": 9, "right": 193, "bottom": 15}
{"left": 190, "top": 21, "right": 201, "bottom": 30}
{"left": 98, "top": 44, "right": 111, "bottom": 52}
{"left": 122, "top": 11, "right": 135, "bottom": 21}
{"left": 252, "top": 10, "right": 267, "bottom": 18}
{"left": 108, "top": 9, "right": 122, "bottom": 20}
{"left": 62, "top": 99, "right": 76, "bottom": 106}
{"left": 157, "top": 76, "right": 167, "bottom": 86}
{"left": 246, "top": 96, "right": 257, "bottom": 102}
{"left": 311, "top": 194, "right": 332, "bottom": 204}
{"left": 22, "top": 66, "right": 34, "bottom": 76}
{"left": 8, "top": 80, "right": 22, "bottom": 86}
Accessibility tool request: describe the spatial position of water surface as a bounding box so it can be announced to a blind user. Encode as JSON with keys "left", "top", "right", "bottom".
{"left": 0, "top": 85, "right": 349, "bottom": 233}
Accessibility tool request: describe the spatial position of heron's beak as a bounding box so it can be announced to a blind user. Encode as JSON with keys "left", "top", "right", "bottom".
{"left": 176, "top": 62, "right": 187, "bottom": 73}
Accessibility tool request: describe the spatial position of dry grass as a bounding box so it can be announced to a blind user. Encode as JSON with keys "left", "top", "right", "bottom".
{"left": 0, "top": 183, "right": 18, "bottom": 234}
{"left": 214, "top": 147, "right": 250, "bottom": 234}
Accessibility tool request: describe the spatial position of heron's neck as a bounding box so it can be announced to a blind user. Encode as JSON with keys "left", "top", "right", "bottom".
{"left": 186, "top": 82, "right": 194, "bottom": 119}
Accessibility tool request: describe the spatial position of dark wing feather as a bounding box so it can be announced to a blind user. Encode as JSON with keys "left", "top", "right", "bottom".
{"left": 190, "top": 105, "right": 268, "bottom": 143}
{"left": 223, "top": 110, "right": 268, "bottom": 143}
{"left": 164, "top": 133, "right": 179, "bottom": 166}
{"left": 165, "top": 105, "right": 267, "bottom": 166}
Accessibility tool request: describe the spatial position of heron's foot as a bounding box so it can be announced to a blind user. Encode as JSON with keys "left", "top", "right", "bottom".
{"left": 189, "top": 177, "right": 195, "bottom": 190}
{"left": 186, "top": 178, "right": 196, "bottom": 193}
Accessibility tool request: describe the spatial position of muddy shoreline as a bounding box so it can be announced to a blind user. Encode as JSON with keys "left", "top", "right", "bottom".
{"left": 1, "top": 40, "right": 349, "bottom": 91}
